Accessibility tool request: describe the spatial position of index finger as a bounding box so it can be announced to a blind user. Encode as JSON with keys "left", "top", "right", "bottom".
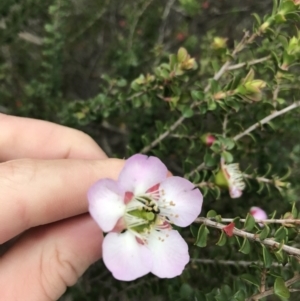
{"left": 0, "top": 114, "right": 106, "bottom": 161}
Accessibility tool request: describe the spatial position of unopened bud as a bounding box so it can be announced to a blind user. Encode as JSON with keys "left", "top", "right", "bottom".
{"left": 244, "top": 80, "right": 267, "bottom": 93}
{"left": 211, "top": 37, "right": 228, "bottom": 49}
{"left": 181, "top": 58, "right": 196, "bottom": 70}
{"left": 201, "top": 133, "right": 216, "bottom": 147}
{"left": 259, "top": 21, "right": 271, "bottom": 32}
{"left": 250, "top": 206, "right": 267, "bottom": 227}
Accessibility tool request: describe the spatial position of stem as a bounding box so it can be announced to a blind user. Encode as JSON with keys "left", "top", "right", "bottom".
{"left": 128, "top": 0, "right": 154, "bottom": 51}
{"left": 233, "top": 101, "right": 300, "bottom": 141}
{"left": 186, "top": 162, "right": 205, "bottom": 178}
{"left": 196, "top": 217, "right": 300, "bottom": 257}
{"left": 227, "top": 56, "right": 271, "bottom": 71}
{"left": 222, "top": 114, "right": 228, "bottom": 137}
{"left": 210, "top": 217, "right": 300, "bottom": 224}
{"left": 191, "top": 258, "right": 285, "bottom": 267}
{"left": 260, "top": 269, "right": 267, "bottom": 294}
{"left": 246, "top": 273, "right": 300, "bottom": 301}
{"left": 156, "top": 0, "right": 176, "bottom": 46}
{"left": 243, "top": 173, "right": 274, "bottom": 184}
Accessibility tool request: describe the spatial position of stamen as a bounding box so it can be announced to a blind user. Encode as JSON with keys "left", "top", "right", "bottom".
{"left": 125, "top": 213, "right": 149, "bottom": 228}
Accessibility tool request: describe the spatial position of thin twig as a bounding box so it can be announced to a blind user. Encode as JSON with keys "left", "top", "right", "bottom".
{"left": 170, "top": 134, "right": 197, "bottom": 139}
{"left": 260, "top": 269, "right": 267, "bottom": 294}
{"left": 191, "top": 258, "right": 284, "bottom": 267}
{"left": 246, "top": 273, "right": 300, "bottom": 301}
{"left": 243, "top": 173, "right": 274, "bottom": 184}
{"left": 196, "top": 217, "right": 300, "bottom": 257}
{"left": 1, "top": 19, "right": 43, "bottom": 45}
{"left": 18, "top": 32, "right": 43, "bottom": 45}
{"left": 227, "top": 56, "right": 271, "bottom": 71}
{"left": 222, "top": 114, "right": 228, "bottom": 137}
{"left": 156, "top": 0, "right": 176, "bottom": 46}
{"left": 128, "top": 0, "right": 154, "bottom": 50}
{"left": 233, "top": 101, "right": 300, "bottom": 141}
{"left": 210, "top": 217, "right": 300, "bottom": 224}
{"left": 185, "top": 162, "right": 205, "bottom": 178}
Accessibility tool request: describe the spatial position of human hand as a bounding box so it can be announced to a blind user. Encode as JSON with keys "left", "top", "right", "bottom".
{"left": 0, "top": 114, "right": 124, "bottom": 300}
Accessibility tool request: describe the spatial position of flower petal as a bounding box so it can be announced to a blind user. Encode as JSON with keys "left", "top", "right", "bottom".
{"left": 159, "top": 177, "right": 203, "bottom": 227}
{"left": 229, "top": 186, "right": 243, "bottom": 198}
{"left": 118, "top": 154, "right": 168, "bottom": 194}
{"left": 88, "top": 179, "right": 126, "bottom": 232}
{"left": 103, "top": 231, "right": 153, "bottom": 281}
{"left": 147, "top": 230, "right": 189, "bottom": 278}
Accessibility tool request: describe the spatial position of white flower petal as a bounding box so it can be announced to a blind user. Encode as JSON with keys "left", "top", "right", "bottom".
{"left": 118, "top": 154, "right": 168, "bottom": 195}
{"left": 88, "top": 179, "right": 126, "bottom": 232}
{"left": 229, "top": 186, "right": 243, "bottom": 198}
{"left": 103, "top": 231, "right": 153, "bottom": 281}
{"left": 159, "top": 177, "right": 203, "bottom": 227}
{"left": 147, "top": 230, "right": 189, "bottom": 278}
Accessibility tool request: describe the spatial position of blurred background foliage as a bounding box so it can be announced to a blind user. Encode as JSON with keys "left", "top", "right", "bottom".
{"left": 1, "top": 0, "right": 300, "bottom": 300}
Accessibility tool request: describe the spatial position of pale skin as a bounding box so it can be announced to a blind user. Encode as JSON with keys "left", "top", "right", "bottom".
{"left": 0, "top": 113, "right": 125, "bottom": 301}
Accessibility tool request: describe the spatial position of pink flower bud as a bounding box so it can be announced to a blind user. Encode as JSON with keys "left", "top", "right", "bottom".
{"left": 201, "top": 133, "right": 216, "bottom": 147}
{"left": 250, "top": 206, "right": 267, "bottom": 227}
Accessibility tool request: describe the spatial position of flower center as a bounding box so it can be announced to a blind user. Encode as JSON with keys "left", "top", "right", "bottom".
{"left": 124, "top": 191, "right": 162, "bottom": 234}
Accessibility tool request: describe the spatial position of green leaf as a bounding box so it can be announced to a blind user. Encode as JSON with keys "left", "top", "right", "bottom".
{"left": 271, "top": 0, "right": 278, "bottom": 16}
{"left": 222, "top": 151, "right": 233, "bottom": 163}
{"left": 233, "top": 289, "right": 246, "bottom": 301}
{"left": 221, "top": 137, "right": 235, "bottom": 150}
{"left": 274, "top": 226, "right": 288, "bottom": 242}
{"left": 177, "top": 47, "right": 188, "bottom": 63}
{"left": 207, "top": 98, "right": 217, "bottom": 111}
{"left": 216, "top": 231, "right": 227, "bottom": 246}
{"left": 191, "top": 90, "right": 204, "bottom": 101}
{"left": 195, "top": 224, "right": 209, "bottom": 247}
{"left": 259, "top": 224, "right": 270, "bottom": 240}
{"left": 274, "top": 277, "right": 290, "bottom": 299}
{"left": 207, "top": 210, "right": 217, "bottom": 218}
{"left": 244, "top": 213, "right": 256, "bottom": 231}
{"left": 239, "top": 237, "right": 251, "bottom": 254}
{"left": 274, "top": 249, "right": 284, "bottom": 263}
{"left": 169, "top": 54, "right": 177, "bottom": 69}
{"left": 292, "top": 202, "right": 298, "bottom": 218}
{"left": 262, "top": 245, "right": 273, "bottom": 268}
{"left": 232, "top": 217, "right": 241, "bottom": 229}
{"left": 215, "top": 214, "right": 222, "bottom": 222}
{"left": 182, "top": 107, "right": 194, "bottom": 118}
{"left": 210, "top": 141, "right": 222, "bottom": 152}
{"left": 210, "top": 187, "right": 221, "bottom": 200}
{"left": 204, "top": 152, "right": 217, "bottom": 167}
{"left": 252, "top": 13, "right": 261, "bottom": 25}
{"left": 190, "top": 224, "right": 198, "bottom": 238}
{"left": 240, "top": 274, "right": 260, "bottom": 288}
{"left": 180, "top": 283, "right": 194, "bottom": 298}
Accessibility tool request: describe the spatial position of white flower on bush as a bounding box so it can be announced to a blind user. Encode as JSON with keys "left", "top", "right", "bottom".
{"left": 88, "top": 154, "right": 203, "bottom": 281}
{"left": 215, "top": 158, "right": 246, "bottom": 198}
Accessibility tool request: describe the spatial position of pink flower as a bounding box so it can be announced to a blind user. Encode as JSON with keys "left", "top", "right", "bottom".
{"left": 250, "top": 206, "right": 267, "bottom": 227}
{"left": 88, "top": 154, "right": 203, "bottom": 281}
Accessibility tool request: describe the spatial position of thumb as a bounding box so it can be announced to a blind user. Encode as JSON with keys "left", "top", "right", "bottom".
{"left": 0, "top": 214, "right": 102, "bottom": 301}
